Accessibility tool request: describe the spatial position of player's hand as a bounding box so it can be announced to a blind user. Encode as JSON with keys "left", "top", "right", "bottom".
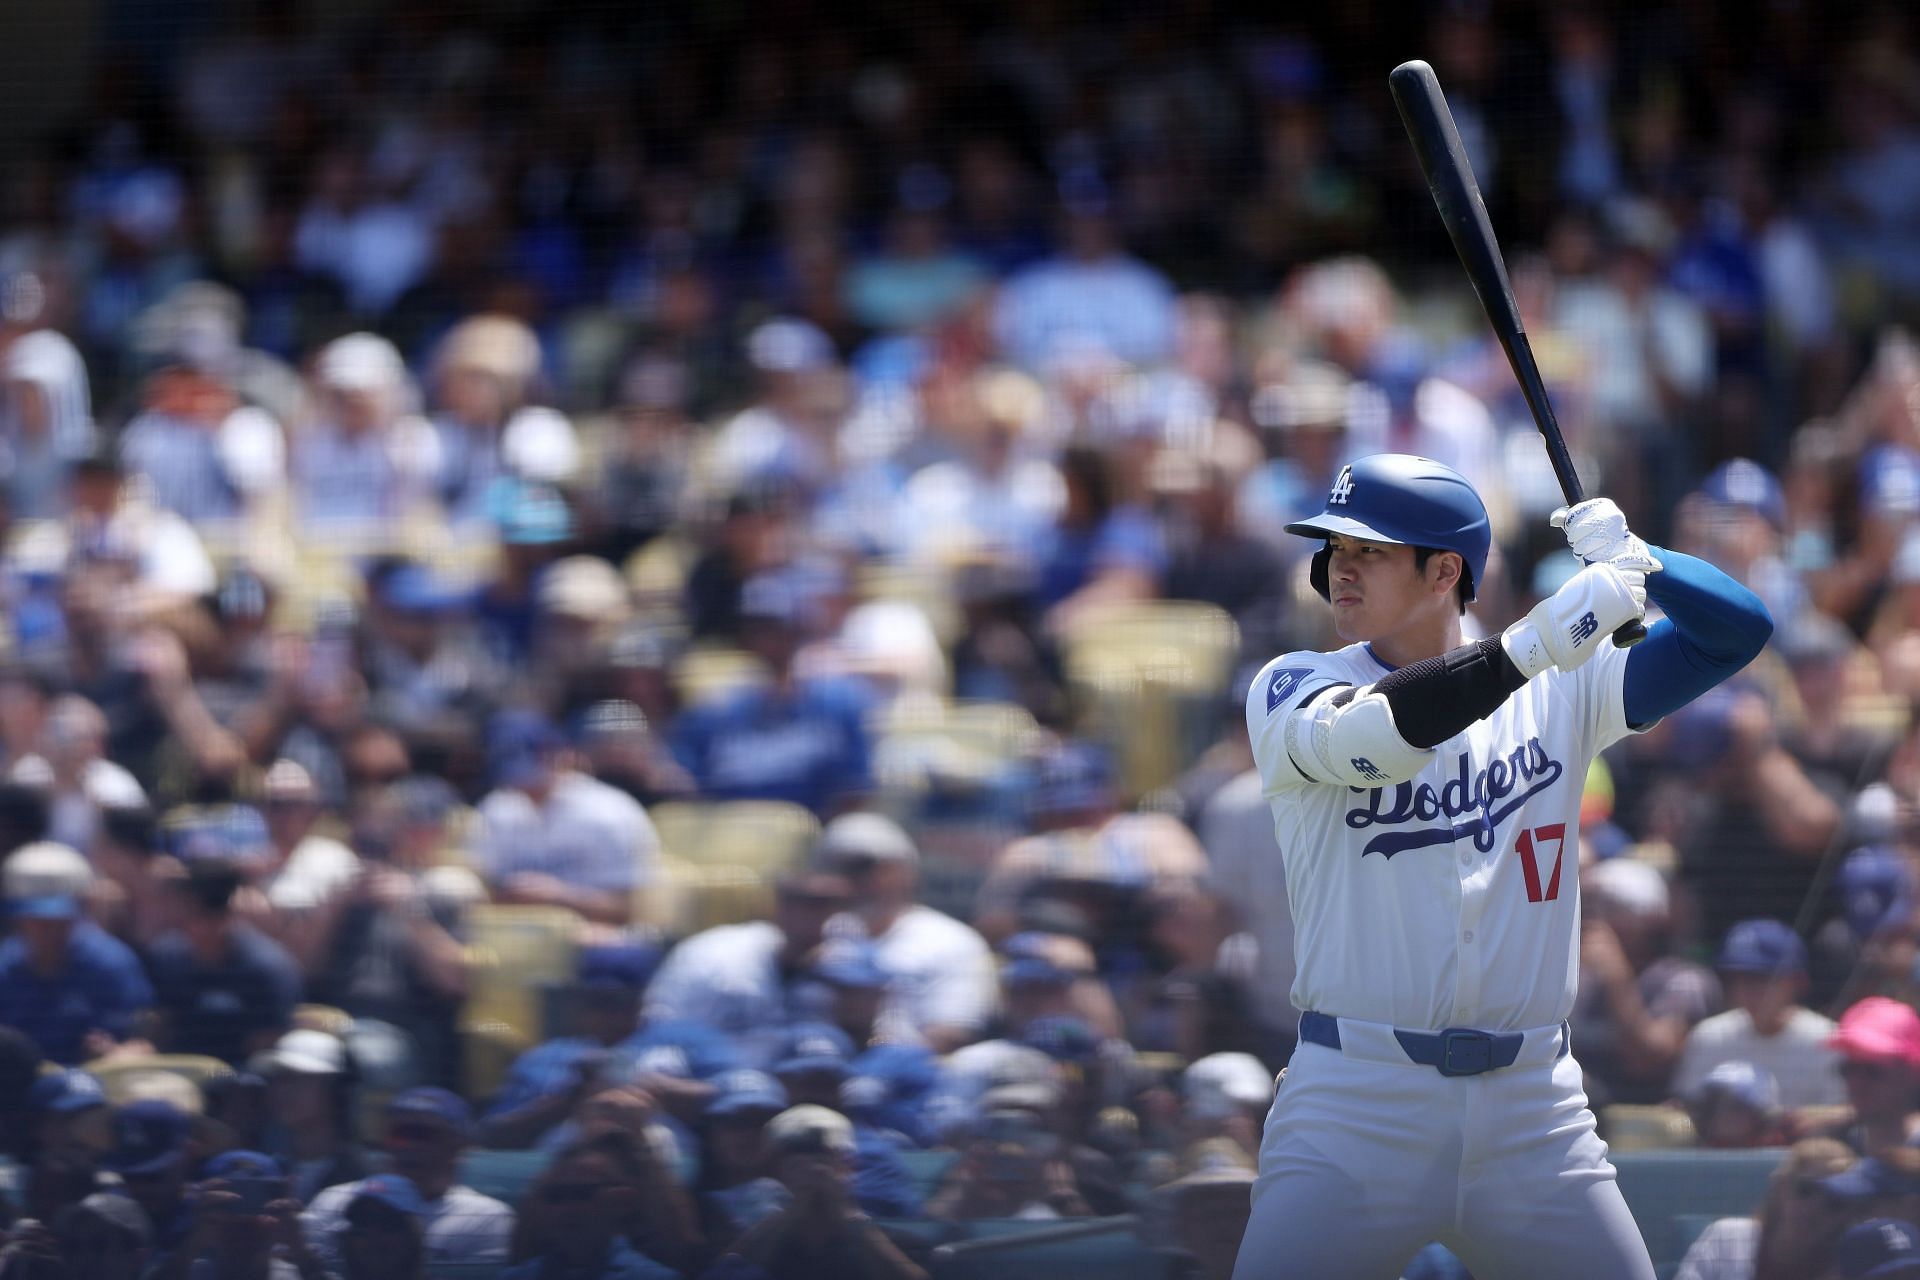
{"left": 1551, "top": 499, "right": 1663, "bottom": 582}
{"left": 1501, "top": 562, "right": 1643, "bottom": 678}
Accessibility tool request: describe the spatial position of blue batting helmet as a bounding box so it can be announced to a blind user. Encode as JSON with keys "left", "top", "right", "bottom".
{"left": 1285, "top": 454, "right": 1491, "bottom": 602}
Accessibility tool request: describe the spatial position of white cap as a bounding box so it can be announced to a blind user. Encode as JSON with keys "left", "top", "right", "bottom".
{"left": 747, "top": 319, "right": 834, "bottom": 374}
{"left": 501, "top": 406, "right": 581, "bottom": 484}
{"left": 316, "top": 333, "right": 407, "bottom": 392}
{"left": 818, "top": 812, "right": 918, "bottom": 868}
{"left": 538, "top": 555, "right": 630, "bottom": 622}
{"left": 1587, "top": 857, "right": 1670, "bottom": 920}
{"left": 4, "top": 840, "right": 92, "bottom": 903}
{"left": 259, "top": 1028, "right": 347, "bottom": 1075}
{"left": 765, "top": 1104, "right": 856, "bottom": 1154}
{"left": 1183, "top": 1052, "right": 1273, "bottom": 1117}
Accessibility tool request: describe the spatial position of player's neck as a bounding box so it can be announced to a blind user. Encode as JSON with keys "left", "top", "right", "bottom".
{"left": 1365, "top": 612, "right": 1464, "bottom": 670}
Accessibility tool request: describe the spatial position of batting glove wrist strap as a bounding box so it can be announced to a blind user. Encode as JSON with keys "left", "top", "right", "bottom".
{"left": 1502, "top": 562, "right": 1642, "bottom": 677}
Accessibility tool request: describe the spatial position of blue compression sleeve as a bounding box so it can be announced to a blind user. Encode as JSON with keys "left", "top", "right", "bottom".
{"left": 1621, "top": 546, "right": 1774, "bottom": 728}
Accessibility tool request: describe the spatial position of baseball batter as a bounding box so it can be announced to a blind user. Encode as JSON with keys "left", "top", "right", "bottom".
{"left": 1232, "top": 454, "right": 1772, "bottom": 1279}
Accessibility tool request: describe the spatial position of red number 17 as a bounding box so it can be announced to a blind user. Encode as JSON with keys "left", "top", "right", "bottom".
{"left": 1516, "top": 824, "right": 1567, "bottom": 903}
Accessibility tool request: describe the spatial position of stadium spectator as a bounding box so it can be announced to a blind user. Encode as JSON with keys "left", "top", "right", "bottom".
{"left": 695, "top": 1070, "right": 792, "bottom": 1254}
{"left": 302, "top": 1089, "right": 512, "bottom": 1271}
{"left": 1572, "top": 855, "right": 1722, "bottom": 1107}
{"left": 1686, "top": 1061, "right": 1788, "bottom": 1150}
{"left": 1833, "top": 1217, "right": 1920, "bottom": 1280}
{"left": 1671, "top": 1136, "right": 1856, "bottom": 1280}
{"left": 471, "top": 709, "right": 658, "bottom": 925}
{"left": 642, "top": 867, "right": 855, "bottom": 1068}
{"left": 254, "top": 1028, "right": 367, "bottom": 1203}
{"left": 501, "top": 1132, "right": 679, "bottom": 1280}
{"left": 1672, "top": 919, "right": 1845, "bottom": 1112}
{"left": 1812, "top": 998, "right": 1920, "bottom": 1154}
{"left": 670, "top": 569, "right": 876, "bottom": 814}
{"left": 18, "top": 1069, "right": 111, "bottom": 1223}
{"left": 289, "top": 333, "right": 437, "bottom": 536}
{"left": 52, "top": 1190, "right": 155, "bottom": 1280}
{"left": 711, "top": 1105, "right": 929, "bottom": 1280}
{"left": 0, "top": 328, "right": 97, "bottom": 521}
{"left": 330, "top": 1175, "right": 430, "bottom": 1280}
{"left": 817, "top": 812, "right": 996, "bottom": 1052}
{"left": 100, "top": 1100, "right": 199, "bottom": 1272}
{"left": 146, "top": 845, "right": 300, "bottom": 1065}
{"left": 0, "top": 840, "right": 152, "bottom": 1062}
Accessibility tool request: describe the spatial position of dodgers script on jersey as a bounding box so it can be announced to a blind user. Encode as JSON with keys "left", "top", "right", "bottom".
{"left": 1246, "top": 637, "right": 1639, "bottom": 1034}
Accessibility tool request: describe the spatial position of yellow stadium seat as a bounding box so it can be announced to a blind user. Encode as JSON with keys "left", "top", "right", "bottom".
{"left": 671, "top": 646, "right": 770, "bottom": 708}
{"left": 647, "top": 800, "right": 820, "bottom": 876}
{"left": 293, "top": 1004, "right": 355, "bottom": 1039}
{"left": 1060, "top": 600, "right": 1240, "bottom": 798}
{"left": 86, "top": 1054, "right": 232, "bottom": 1107}
{"left": 460, "top": 904, "right": 583, "bottom": 1095}
{"left": 1600, "top": 1104, "right": 1698, "bottom": 1152}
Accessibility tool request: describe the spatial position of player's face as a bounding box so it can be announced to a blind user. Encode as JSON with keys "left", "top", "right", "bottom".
{"left": 1323, "top": 534, "right": 1455, "bottom": 644}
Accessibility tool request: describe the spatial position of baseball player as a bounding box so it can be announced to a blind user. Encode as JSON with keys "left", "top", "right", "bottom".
{"left": 1232, "top": 454, "right": 1772, "bottom": 1279}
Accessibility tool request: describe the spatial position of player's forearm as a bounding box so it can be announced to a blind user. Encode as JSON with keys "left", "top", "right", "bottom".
{"left": 1623, "top": 548, "right": 1772, "bottom": 727}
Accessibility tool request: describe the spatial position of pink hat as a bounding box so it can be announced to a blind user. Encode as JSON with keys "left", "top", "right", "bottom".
{"left": 1829, "top": 996, "right": 1920, "bottom": 1066}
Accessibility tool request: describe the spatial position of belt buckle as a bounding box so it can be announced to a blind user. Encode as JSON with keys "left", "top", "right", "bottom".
{"left": 1437, "top": 1028, "right": 1494, "bottom": 1077}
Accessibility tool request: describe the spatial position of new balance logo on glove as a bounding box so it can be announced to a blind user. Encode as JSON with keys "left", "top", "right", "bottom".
{"left": 1568, "top": 612, "right": 1599, "bottom": 645}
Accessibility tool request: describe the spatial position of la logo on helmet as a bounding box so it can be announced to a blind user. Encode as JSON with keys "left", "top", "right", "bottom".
{"left": 1329, "top": 466, "right": 1354, "bottom": 505}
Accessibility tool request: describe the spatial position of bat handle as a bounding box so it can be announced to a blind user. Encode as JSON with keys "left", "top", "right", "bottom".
{"left": 1612, "top": 619, "right": 1647, "bottom": 648}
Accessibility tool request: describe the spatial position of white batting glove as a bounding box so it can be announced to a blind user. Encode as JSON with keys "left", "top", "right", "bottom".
{"left": 1550, "top": 498, "right": 1663, "bottom": 580}
{"left": 1501, "top": 562, "right": 1644, "bottom": 679}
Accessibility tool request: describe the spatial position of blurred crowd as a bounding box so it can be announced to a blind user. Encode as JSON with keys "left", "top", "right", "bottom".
{"left": 2, "top": 0, "right": 1920, "bottom": 1277}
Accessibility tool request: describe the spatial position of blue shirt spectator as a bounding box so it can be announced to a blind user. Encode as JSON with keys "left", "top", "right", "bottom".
{"left": 671, "top": 678, "right": 874, "bottom": 816}
{"left": 146, "top": 856, "right": 301, "bottom": 1065}
{"left": 0, "top": 841, "right": 153, "bottom": 1063}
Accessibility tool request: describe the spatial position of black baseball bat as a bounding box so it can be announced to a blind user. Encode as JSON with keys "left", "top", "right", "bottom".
{"left": 1388, "top": 58, "right": 1644, "bottom": 647}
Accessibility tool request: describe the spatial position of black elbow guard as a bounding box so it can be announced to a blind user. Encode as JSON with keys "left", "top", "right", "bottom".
{"left": 1372, "top": 636, "right": 1528, "bottom": 749}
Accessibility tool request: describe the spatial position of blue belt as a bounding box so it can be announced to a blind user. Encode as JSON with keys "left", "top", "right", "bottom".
{"left": 1298, "top": 1010, "right": 1556, "bottom": 1078}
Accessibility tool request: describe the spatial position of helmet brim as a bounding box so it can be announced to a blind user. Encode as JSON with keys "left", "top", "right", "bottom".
{"left": 1282, "top": 513, "right": 1408, "bottom": 547}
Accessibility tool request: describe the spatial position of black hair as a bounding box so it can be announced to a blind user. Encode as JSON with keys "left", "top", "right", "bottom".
{"left": 1412, "top": 546, "right": 1472, "bottom": 615}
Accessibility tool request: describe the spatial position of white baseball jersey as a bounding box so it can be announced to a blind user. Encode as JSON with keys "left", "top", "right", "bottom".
{"left": 1246, "top": 637, "right": 1641, "bottom": 1033}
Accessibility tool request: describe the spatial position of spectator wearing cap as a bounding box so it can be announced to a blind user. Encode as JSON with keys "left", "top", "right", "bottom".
{"left": 710, "top": 318, "right": 843, "bottom": 496}
{"left": 502, "top": 1132, "right": 679, "bottom": 1280}
{"left": 359, "top": 558, "right": 499, "bottom": 744}
{"left": 998, "top": 931, "right": 1124, "bottom": 1044}
{"left": 1670, "top": 1136, "right": 1855, "bottom": 1280}
{"left": 1835, "top": 1218, "right": 1920, "bottom": 1279}
{"left": 1570, "top": 857, "right": 1722, "bottom": 1107}
{"left": 290, "top": 333, "right": 440, "bottom": 536}
{"left": 1182, "top": 1053, "right": 1274, "bottom": 1163}
{"left": 1675, "top": 458, "right": 1806, "bottom": 627}
{"left": 765, "top": 1020, "right": 922, "bottom": 1219}
{"left": 482, "top": 941, "right": 741, "bottom": 1149}
{"left": 302, "top": 775, "right": 473, "bottom": 1088}
{"left": 251, "top": 760, "right": 359, "bottom": 965}
{"left": 1826, "top": 847, "right": 1920, "bottom": 1015}
{"left": 806, "top": 935, "right": 908, "bottom": 1050}
{"left": 334, "top": 1175, "right": 430, "bottom": 1280}
{"left": 1672, "top": 919, "right": 1845, "bottom": 1112}
{"left": 923, "top": 1105, "right": 1095, "bottom": 1224}
{"left": 0, "top": 840, "right": 153, "bottom": 1063}
{"left": 102, "top": 1100, "right": 199, "bottom": 1265}
{"left": 669, "top": 568, "right": 876, "bottom": 816}
{"left": 1156, "top": 427, "right": 1289, "bottom": 659}
{"left": 1810, "top": 998, "right": 1920, "bottom": 1155}
{"left": 846, "top": 165, "right": 987, "bottom": 332}
{"left": 302, "top": 1089, "right": 512, "bottom": 1271}
{"left": 991, "top": 167, "right": 1176, "bottom": 371}
{"left": 253, "top": 1028, "right": 367, "bottom": 1203}
{"left": 816, "top": 812, "right": 996, "bottom": 1052}
{"left": 643, "top": 867, "right": 854, "bottom": 1068}
{"left": 1240, "top": 359, "right": 1355, "bottom": 546}
{"left": 696, "top": 1069, "right": 793, "bottom": 1246}
{"left": 712, "top": 1105, "right": 928, "bottom": 1280}
{"left": 425, "top": 314, "right": 552, "bottom": 526}
{"left": 116, "top": 337, "right": 285, "bottom": 528}
{"left": 146, "top": 847, "right": 300, "bottom": 1065}
{"left": 52, "top": 1189, "right": 155, "bottom": 1280}
{"left": 18, "top": 1069, "right": 111, "bottom": 1223}
{"left": 63, "top": 439, "right": 220, "bottom": 608}
{"left": 1688, "top": 1061, "right": 1787, "bottom": 1149}
{"left": 8, "top": 692, "right": 148, "bottom": 855}
{"left": 0, "top": 327, "right": 97, "bottom": 520}
{"left": 589, "top": 351, "right": 695, "bottom": 566}
{"left": 472, "top": 708, "right": 660, "bottom": 925}
{"left": 174, "top": 1148, "right": 305, "bottom": 1280}
{"left": 575, "top": 698, "right": 695, "bottom": 809}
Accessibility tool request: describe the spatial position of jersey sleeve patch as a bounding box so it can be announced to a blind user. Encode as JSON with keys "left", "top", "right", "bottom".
{"left": 1264, "top": 665, "right": 1316, "bottom": 714}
